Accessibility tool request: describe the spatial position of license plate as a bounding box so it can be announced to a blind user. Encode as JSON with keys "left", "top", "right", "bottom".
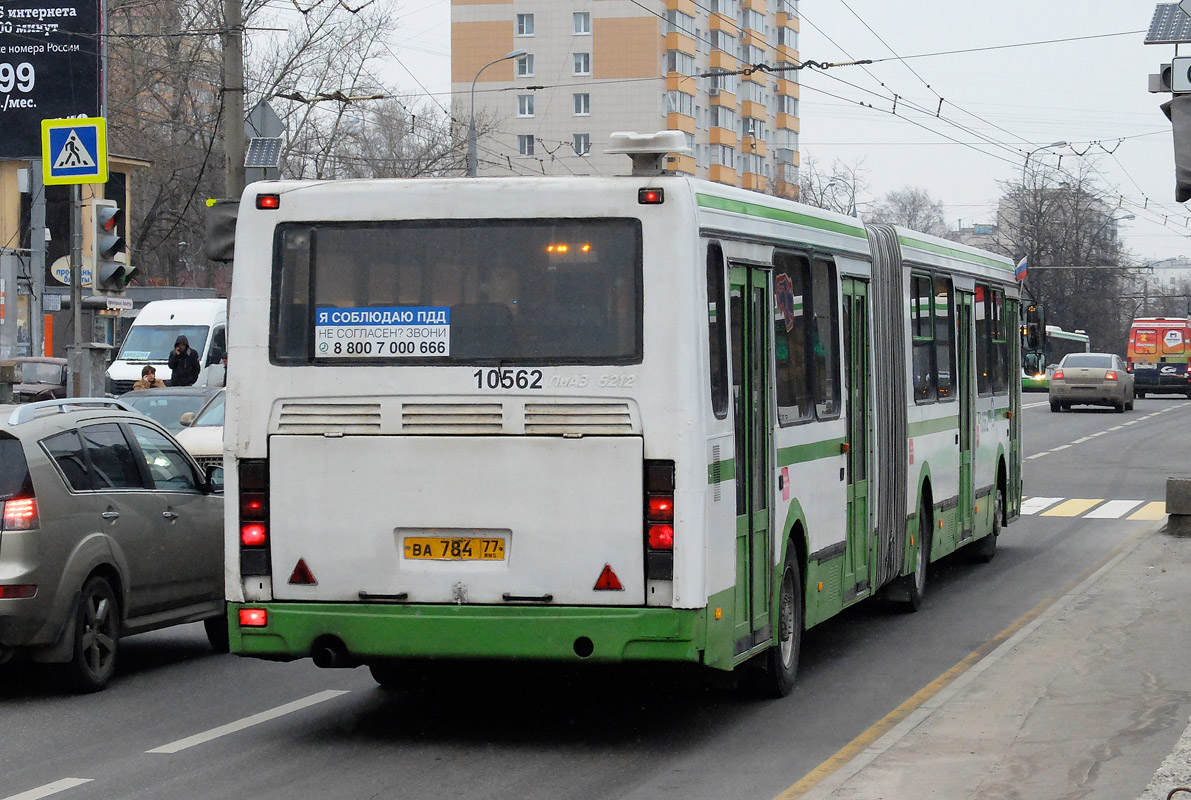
{"left": 403, "top": 537, "right": 505, "bottom": 561}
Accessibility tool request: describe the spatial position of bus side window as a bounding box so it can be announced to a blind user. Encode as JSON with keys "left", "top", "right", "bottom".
{"left": 934, "top": 277, "right": 955, "bottom": 399}
{"left": 911, "top": 274, "right": 935, "bottom": 403}
{"left": 975, "top": 284, "right": 992, "bottom": 395}
{"left": 707, "top": 243, "right": 729, "bottom": 419}
{"left": 811, "top": 258, "right": 841, "bottom": 418}
{"left": 773, "top": 252, "right": 813, "bottom": 423}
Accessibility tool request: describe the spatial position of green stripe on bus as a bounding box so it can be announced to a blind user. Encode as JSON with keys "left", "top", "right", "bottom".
{"left": 897, "top": 235, "right": 1013, "bottom": 271}
{"left": 907, "top": 416, "right": 959, "bottom": 437}
{"left": 697, "top": 194, "right": 867, "bottom": 239}
{"left": 708, "top": 458, "right": 736, "bottom": 485}
{"left": 778, "top": 437, "right": 846, "bottom": 466}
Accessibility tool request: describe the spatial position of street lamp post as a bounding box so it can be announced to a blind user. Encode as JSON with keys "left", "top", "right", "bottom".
{"left": 1020, "top": 140, "right": 1068, "bottom": 302}
{"left": 467, "top": 49, "right": 527, "bottom": 178}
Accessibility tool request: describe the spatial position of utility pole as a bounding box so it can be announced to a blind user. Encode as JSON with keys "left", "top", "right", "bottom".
{"left": 223, "top": 0, "right": 245, "bottom": 197}
{"left": 29, "top": 160, "right": 45, "bottom": 358}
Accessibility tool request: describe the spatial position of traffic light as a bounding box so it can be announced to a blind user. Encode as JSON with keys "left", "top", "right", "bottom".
{"left": 1163, "top": 94, "right": 1191, "bottom": 203}
{"left": 90, "top": 198, "right": 137, "bottom": 293}
{"left": 1024, "top": 304, "right": 1045, "bottom": 350}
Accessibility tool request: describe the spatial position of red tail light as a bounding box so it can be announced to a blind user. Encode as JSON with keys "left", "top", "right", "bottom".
{"left": 2, "top": 497, "right": 38, "bottom": 531}
{"left": 1052, "top": 369, "right": 1064, "bottom": 380}
{"left": 644, "top": 461, "right": 676, "bottom": 581}
{"left": 648, "top": 524, "right": 674, "bottom": 550}
{"left": 647, "top": 496, "right": 673, "bottom": 521}
{"left": 238, "top": 608, "right": 268, "bottom": 627}
{"left": 1105, "top": 370, "right": 1118, "bottom": 381}
{"left": 0, "top": 585, "right": 36, "bottom": 599}
{"left": 240, "top": 523, "right": 267, "bottom": 547}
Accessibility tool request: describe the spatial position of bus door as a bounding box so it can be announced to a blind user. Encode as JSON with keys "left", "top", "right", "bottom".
{"left": 956, "top": 291, "right": 975, "bottom": 536}
{"left": 729, "top": 266, "right": 772, "bottom": 653}
{"left": 841, "top": 278, "right": 871, "bottom": 597}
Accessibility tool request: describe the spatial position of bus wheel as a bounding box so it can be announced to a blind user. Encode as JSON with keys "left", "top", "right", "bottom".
{"left": 900, "top": 500, "right": 931, "bottom": 612}
{"left": 369, "top": 661, "right": 414, "bottom": 689}
{"left": 763, "top": 550, "right": 802, "bottom": 698}
{"left": 973, "top": 490, "right": 1001, "bottom": 563}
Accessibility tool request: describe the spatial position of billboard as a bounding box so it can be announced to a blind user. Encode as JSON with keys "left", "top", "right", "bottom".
{"left": 0, "top": 0, "right": 101, "bottom": 158}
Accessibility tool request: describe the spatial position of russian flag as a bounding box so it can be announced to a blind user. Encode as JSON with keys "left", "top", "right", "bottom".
{"left": 1015, "top": 255, "right": 1028, "bottom": 281}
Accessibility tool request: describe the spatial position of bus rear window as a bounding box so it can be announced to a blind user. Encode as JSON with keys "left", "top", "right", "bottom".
{"left": 272, "top": 219, "right": 642, "bottom": 365}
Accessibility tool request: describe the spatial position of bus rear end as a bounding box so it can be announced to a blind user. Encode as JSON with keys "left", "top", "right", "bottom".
{"left": 224, "top": 179, "right": 711, "bottom": 676}
{"left": 1127, "top": 317, "right": 1191, "bottom": 397}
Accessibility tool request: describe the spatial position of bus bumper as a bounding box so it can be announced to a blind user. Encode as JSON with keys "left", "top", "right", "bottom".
{"left": 228, "top": 602, "right": 704, "bottom": 665}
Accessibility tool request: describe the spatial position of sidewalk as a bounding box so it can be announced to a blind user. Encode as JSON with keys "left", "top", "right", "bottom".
{"left": 800, "top": 523, "right": 1191, "bottom": 800}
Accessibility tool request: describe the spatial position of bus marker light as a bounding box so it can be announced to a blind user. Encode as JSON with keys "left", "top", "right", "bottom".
{"left": 289, "top": 558, "right": 317, "bottom": 585}
{"left": 594, "top": 564, "right": 624, "bottom": 591}
{"left": 241, "top": 523, "right": 267, "bottom": 547}
{"left": 910, "top": 535, "right": 915, "bottom": 546}
{"left": 256, "top": 194, "right": 280, "bottom": 209}
{"left": 638, "top": 188, "right": 664, "bottom": 204}
{"left": 817, "top": 582, "right": 823, "bottom": 592}
{"left": 239, "top": 608, "right": 268, "bottom": 627}
{"left": 714, "top": 607, "right": 722, "bottom": 620}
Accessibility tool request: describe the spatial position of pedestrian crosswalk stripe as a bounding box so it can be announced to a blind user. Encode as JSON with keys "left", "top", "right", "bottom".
{"left": 1041, "top": 498, "right": 1102, "bottom": 517}
{"left": 1128, "top": 501, "right": 1166, "bottom": 521}
{"left": 1020, "top": 497, "right": 1062, "bottom": 514}
{"left": 1083, "top": 500, "right": 1143, "bottom": 519}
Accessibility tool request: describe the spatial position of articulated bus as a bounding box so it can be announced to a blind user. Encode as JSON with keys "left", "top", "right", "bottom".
{"left": 222, "top": 133, "right": 1022, "bottom": 696}
{"left": 1022, "top": 325, "right": 1090, "bottom": 391}
{"left": 1128, "top": 317, "right": 1191, "bottom": 397}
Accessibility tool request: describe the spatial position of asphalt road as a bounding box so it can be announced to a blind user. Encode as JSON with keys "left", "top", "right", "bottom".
{"left": 3, "top": 395, "right": 1188, "bottom": 800}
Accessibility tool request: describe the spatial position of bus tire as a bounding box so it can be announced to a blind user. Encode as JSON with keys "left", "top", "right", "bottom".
{"left": 204, "top": 607, "right": 230, "bottom": 654}
{"left": 973, "top": 490, "right": 1001, "bottom": 564}
{"left": 900, "top": 500, "right": 932, "bottom": 612}
{"left": 369, "top": 661, "right": 416, "bottom": 690}
{"left": 763, "top": 549, "right": 803, "bottom": 698}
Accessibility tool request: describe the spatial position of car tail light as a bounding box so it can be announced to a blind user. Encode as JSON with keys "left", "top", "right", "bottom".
{"left": 2, "top": 497, "right": 38, "bottom": 531}
{"left": 644, "top": 460, "right": 675, "bottom": 580}
{"left": 1105, "top": 370, "right": 1118, "bottom": 381}
{"left": 1052, "top": 369, "right": 1064, "bottom": 381}
{"left": 239, "top": 460, "right": 271, "bottom": 577}
{"left": 0, "top": 585, "right": 36, "bottom": 599}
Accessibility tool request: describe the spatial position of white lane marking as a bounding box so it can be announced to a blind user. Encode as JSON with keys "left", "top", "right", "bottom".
{"left": 2, "top": 779, "right": 93, "bottom": 800}
{"left": 1051, "top": 444, "right": 1071, "bottom": 451}
{"left": 1022, "top": 401, "right": 1049, "bottom": 409}
{"left": 1072, "top": 437, "right": 1091, "bottom": 444}
{"left": 146, "top": 690, "right": 350, "bottom": 754}
{"left": 1124, "top": 420, "right": 1140, "bottom": 425}
{"left": 1020, "top": 497, "right": 1063, "bottom": 514}
{"left": 1026, "top": 452, "right": 1048, "bottom": 460}
{"left": 1108, "top": 426, "right": 1123, "bottom": 431}
{"left": 1083, "top": 500, "right": 1145, "bottom": 519}
{"left": 1088, "top": 431, "right": 1106, "bottom": 437}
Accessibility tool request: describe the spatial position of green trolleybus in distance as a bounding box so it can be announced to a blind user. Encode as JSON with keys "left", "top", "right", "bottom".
{"left": 221, "top": 131, "right": 1023, "bottom": 697}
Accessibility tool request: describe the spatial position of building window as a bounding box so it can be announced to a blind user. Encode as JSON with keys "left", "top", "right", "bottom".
{"left": 777, "top": 26, "right": 797, "bottom": 48}
{"left": 665, "top": 9, "right": 695, "bottom": 36}
{"left": 742, "top": 117, "right": 766, "bottom": 140}
{"left": 518, "top": 135, "right": 535, "bottom": 156}
{"left": 777, "top": 95, "right": 797, "bottom": 116}
{"left": 573, "top": 12, "right": 590, "bottom": 35}
{"left": 709, "top": 105, "right": 736, "bottom": 130}
{"left": 516, "top": 54, "right": 534, "bottom": 76}
{"left": 739, "top": 44, "right": 764, "bottom": 65}
{"left": 710, "top": 30, "right": 736, "bottom": 54}
{"left": 517, "top": 94, "right": 534, "bottom": 118}
{"left": 573, "top": 92, "right": 590, "bottom": 115}
{"left": 666, "top": 90, "right": 694, "bottom": 117}
{"left": 516, "top": 13, "right": 534, "bottom": 36}
{"left": 708, "top": 70, "right": 737, "bottom": 95}
{"left": 573, "top": 53, "right": 591, "bottom": 76}
{"left": 709, "top": 143, "right": 735, "bottom": 166}
{"left": 739, "top": 8, "right": 765, "bottom": 34}
{"left": 666, "top": 50, "right": 696, "bottom": 76}
{"left": 573, "top": 134, "right": 590, "bottom": 156}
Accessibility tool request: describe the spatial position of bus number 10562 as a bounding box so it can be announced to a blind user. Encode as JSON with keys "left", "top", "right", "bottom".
{"left": 473, "top": 368, "right": 544, "bottom": 390}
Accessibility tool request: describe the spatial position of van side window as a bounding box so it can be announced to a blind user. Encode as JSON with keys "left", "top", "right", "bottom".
{"left": 209, "top": 326, "right": 227, "bottom": 364}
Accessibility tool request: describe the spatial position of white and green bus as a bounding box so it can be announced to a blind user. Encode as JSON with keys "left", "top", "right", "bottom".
{"left": 1022, "top": 325, "right": 1090, "bottom": 391}
{"left": 222, "top": 132, "right": 1022, "bottom": 696}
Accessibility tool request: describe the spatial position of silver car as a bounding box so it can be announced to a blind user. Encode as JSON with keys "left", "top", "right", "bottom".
{"left": 0, "top": 399, "right": 225, "bottom": 691}
{"left": 1049, "top": 352, "right": 1135, "bottom": 413}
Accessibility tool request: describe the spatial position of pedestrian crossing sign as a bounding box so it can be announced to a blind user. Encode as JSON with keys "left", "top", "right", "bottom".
{"left": 41, "top": 117, "right": 108, "bottom": 185}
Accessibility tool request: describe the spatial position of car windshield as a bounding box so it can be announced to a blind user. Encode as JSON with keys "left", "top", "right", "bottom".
{"left": 0, "top": 436, "right": 31, "bottom": 501}
{"left": 1062, "top": 354, "right": 1113, "bottom": 368}
{"left": 123, "top": 393, "right": 213, "bottom": 432}
{"left": 17, "top": 362, "right": 64, "bottom": 384}
{"left": 118, "top": 325, "right": 210, "bottom": 362}
{"left": 191, "top": 393, "right": 225, "bottom": 427}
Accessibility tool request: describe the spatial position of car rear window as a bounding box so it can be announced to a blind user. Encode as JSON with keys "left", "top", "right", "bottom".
{"left": 0, "top": 435, "right": 32, "bottom": 500}
{"left": 1062, "top": 354, "right": 1112, "bottom": 368}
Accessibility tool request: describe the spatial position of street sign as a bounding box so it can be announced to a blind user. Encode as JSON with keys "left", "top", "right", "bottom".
{"left": 105, "top": 297, "right": 133, "bottom": 311}
{"left": 41, "top": 117, "right": 107, "bottom": 185}
{"left": 0, "top": 0, "right": 101, "bottom": 158}
{"left": 43, "top": 294, "right": 62, "bottom": 312}
{"left": 49, "top": 255, "right": 91, "bottom": 287}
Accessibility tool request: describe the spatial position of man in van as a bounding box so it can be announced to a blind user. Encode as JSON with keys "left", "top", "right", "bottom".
{"left": 168, "top": 335, "right": 201, "bottom": 386}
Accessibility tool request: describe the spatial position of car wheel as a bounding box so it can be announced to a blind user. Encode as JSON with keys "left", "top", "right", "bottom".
{"left": 761, "top": 548, "right": 803, "bottom": 698}
{"left": 1137, "top": 391, "right": 1146, "bottom": 399}
{"left": 1125, "top": 398, "right": 1134, "bottom": 411}
{"left": 68, "top": 576, "right": 120, "bottom": 692}
{"left": 204, "top": 608, "right": 230, "bottom": 654}
{"left": 1050, "top": 401, "right": 1060, "bottom": 412}
{"left": 973, "top": 491, "right": 1002, "bottom": 563}
{"left": 1114, "top": 400, "right": 1125, "bottom": 413}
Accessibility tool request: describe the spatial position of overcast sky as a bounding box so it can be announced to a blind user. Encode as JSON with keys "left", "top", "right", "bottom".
{"left": 384, "top": 0, "right": 1188, "bottom": 263}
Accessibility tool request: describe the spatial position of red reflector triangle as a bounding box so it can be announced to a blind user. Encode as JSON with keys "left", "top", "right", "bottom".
{"left": 288, "top": 558, "right": 317, "bottom": 585}
{"left": 593, "top": 564, "right": 624, "bottom": 591}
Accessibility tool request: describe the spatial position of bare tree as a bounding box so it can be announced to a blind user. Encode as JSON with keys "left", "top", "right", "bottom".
{"left": 988, "top": 161, "right": 1133, "bottom": 353}
{"left": 867, "top": 186, "right": 948, "bottom": 236}
{"left": 797, "top": 155, "right": 868, "bottom": 217}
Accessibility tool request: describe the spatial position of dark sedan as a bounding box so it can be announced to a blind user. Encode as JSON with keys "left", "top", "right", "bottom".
{"left": 120, "top": 386, "right": 223, "bottom": 433}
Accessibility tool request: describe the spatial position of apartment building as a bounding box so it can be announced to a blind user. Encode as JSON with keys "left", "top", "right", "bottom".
{"left": 451, "top": 0, "right": 800, "bottom": 196}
